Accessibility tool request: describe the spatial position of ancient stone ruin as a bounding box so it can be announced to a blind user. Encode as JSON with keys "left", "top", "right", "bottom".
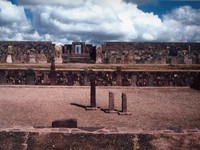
{"left": 0, "top": 41, "right": 200, "bottom": 64}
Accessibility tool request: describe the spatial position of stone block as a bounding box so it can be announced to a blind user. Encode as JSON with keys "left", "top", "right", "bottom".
{"left": 52, "top": 119, "right": 77, "bottom": 128}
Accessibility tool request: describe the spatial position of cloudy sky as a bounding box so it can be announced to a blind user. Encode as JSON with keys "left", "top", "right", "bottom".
{"left": 0, "top": 0, "right": 200, "bottom": 44}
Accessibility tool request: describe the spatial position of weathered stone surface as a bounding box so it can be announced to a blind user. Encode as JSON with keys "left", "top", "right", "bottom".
{"left": 37, "top": 50, "right": 47, "bottom": 64}
{"left": 0, "top": 130, "right": 199, "bottom": 150}
{"left": 25, "top": 69, "right": 35, "bottom": 85}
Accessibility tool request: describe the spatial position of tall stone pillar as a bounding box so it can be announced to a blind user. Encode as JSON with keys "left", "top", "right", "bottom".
{"left": 49, "top": 57, "right": 57, "bottom": 85}
{"left": 118, "top": 93, "right": 132, "bottom": 115}
{"left": 86, "top": 70, "right": 98, "bottom": 110}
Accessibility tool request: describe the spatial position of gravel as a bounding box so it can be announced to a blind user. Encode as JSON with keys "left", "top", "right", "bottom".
{"left": 0, "top": 86, "right": 199, "bottom": 130}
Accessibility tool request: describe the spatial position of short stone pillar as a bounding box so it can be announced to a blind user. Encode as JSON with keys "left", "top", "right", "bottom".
{"left": 86, "top": 71, "right": 98, "bottom": 110}
{"left": 52, "top": 119, "right": 77, "bottom": 128}
{"left": 49, "top": 57, "right": 57, "bottom": 85}
{"left": 118, "top": 93, "right": 131, "bottom": 115}
{"left": 6, "top": 45, "right": 13, "bottom": 63}
{"left": 105, "top": 92, "right": 117, "bottom": 113}
{"left": 25, "top": 69, "right": 35, "bottom": 85}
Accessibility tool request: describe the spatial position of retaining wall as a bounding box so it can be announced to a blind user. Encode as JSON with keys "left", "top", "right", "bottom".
{"left": 0, "top": 69, "right": 199, "bottom": 87}
{"left": 0, "top": 127, "right": 200, "bottom": 150}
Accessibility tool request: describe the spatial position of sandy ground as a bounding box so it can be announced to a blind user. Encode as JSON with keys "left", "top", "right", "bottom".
{"left": 0, "top": 86, "right": 199, "bottom": 130}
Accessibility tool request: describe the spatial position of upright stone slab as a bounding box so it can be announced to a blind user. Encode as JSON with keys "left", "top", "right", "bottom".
{"left": 49, "top": 57, "right": 57, "bottom": 85}
{"left": 25, "top": 69, "right": 35, "bottom": 85}
{"left": 105, "top": 92, "right": 117, "bottom": 113}
{"left": 6, "top": 45, "right": 13, "bottom": 63}
{"left": 86, "top": 71, "right": 98, "bottom": 110}
{"left": 118, "top": 93, "right": 132, "bottom": 115}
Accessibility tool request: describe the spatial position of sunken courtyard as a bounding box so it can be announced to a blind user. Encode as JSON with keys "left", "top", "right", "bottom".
{"left": 0, "top": 41, "right": 200, "bottom": 149}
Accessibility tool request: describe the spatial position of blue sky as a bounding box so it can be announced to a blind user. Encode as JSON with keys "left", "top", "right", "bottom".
{"left": 138, "top": 1, "right": 200, "bottom": 17}
{"left": 1, "top": 0, "right": 200, "bottom": 44}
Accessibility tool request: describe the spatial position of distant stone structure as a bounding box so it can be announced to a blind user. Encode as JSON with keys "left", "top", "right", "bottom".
{"left": 0, "top": 41, "right": 200, "bottom": 64}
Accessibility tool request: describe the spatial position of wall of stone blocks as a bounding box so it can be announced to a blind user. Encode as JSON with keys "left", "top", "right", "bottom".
{"left": 0, "top": 69, "right": 199, "bottom": 87}
{"left": 0, "top": 128, "right": 200, "bottom": 150}
{"left": 0, "top": 41, "right": 53, "bottom": 63}
{"left": 102, "top": 42, "right": 200, "bottom": 64}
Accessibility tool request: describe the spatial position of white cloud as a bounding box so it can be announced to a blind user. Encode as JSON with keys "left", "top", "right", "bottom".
{"left": 0, "top": 1, "right": 41, "bottom": 41}
{"left": 0, "top": 0, "right": 199, "bottom": 43}
{"left": 162, "top": 6, "right": 200, "bottom": 42}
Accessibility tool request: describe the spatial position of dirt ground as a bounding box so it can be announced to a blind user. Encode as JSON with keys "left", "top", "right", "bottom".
{"left": 0, "top": 86, "right": 199, "bottom": 130}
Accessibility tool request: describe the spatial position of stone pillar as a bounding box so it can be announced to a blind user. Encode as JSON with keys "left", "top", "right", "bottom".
{"left": 49, "top": 57, "right": 57, "bottom": 85}
{"left": 25, "top": 69, "right": 35, "bottom": 85}
{"left": 84, "top": 69, "right": 90, "bottom": 86}
{"left": 105, "top": 92, "right": 117, "bottom": 113}
{"left": 116, "top": 67, "right": 122, "bottom": 86}
{"left": 6, "top": 46, "right": 13, "bottom": 63}
{"left": 118, "top": 93, "right": 131, "bottom": 115}
{"left": 86, "top": 71, "right": 98, "bottom": 110}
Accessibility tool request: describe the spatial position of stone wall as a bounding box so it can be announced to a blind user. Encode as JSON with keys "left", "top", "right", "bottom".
{"left": 0, "top": 41, "right": 53, "bottom": 63}
{"left": 0, "top": 69, "right": 199, "bottom": 87}
{"left": 101, "top": 42, "right": 200, "bottom": 64}
{"left": 0, "top": 127, "right": 200, "bottom": 149}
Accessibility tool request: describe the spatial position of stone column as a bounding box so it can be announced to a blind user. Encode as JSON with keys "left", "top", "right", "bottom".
{"left": 118, "top": 93, "right": 131, "bottom": 115}
{"left": 86, "top": 71, "right": 98, "bottom": 110}
{"left": 105, "top": 92, "right": 117, "bottom": 113}
{"left": 49, "top": 57, "right": 57, "bottom": 85}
